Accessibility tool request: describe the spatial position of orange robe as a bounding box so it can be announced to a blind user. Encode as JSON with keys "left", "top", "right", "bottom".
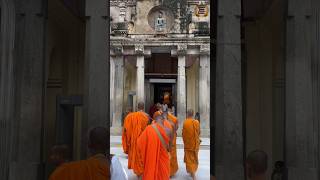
{"left": 137, "top": 123, "right": 170, "bottom": 180}
{"left": 122, "top": 111, "right": 149, "bottom": 176}
{"left": 122, "top": 112, "right": 133, "bottom": 154}
{"left": 182, "top": 118, "right": 200, "bottom": 174}
{"left": 49, "top": 154, "right": 109, "bottom": 180}
{"left": 167, "top": 113, "right": 179, "bottom": 176}
{"left": 153, "top": 110, "right": 162, "bottom": 119}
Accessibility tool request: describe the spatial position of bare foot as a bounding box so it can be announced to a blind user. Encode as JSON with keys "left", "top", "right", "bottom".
{"left": 191, "top": 173, "right": 196, "bottom": 180}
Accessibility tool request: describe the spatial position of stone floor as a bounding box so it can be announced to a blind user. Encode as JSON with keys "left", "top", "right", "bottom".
{"left": 110, "top": 136, "right": 210, "bottom": 180}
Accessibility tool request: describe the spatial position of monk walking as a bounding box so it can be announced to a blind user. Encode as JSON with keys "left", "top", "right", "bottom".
{"left": 167, "top": 108, "right": 179, "bottom": 177}
{"left": 152, "top": 102, "right": 162, "bottom": 119}
{"left": 182, "top": 109, "right": 201, "bottom": 180}
{"left": 49, "top": 127, "right": 110, "bottom": 180}
{"left": 122, "top": 102, "right": 150, "bottom": 177}
{"left": 137, "top": 113, "right": 173, "bottom": 180}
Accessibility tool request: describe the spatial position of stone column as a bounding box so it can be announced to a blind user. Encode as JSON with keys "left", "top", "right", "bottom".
{"left": 110, "top": 56, "right": 115, "bottom": 126}
{"left": 177, "top": 44, "right": 187, "bottom": 130}
{"left": 215, "top": 0, "right": 243, "bottom": 179}
{"left": 84, "top": 0, "right": 109, "bottom": 157}
{"left": 5, "top": 0, "right": 47, "bottom": 179}
{"left": 199, "top": 44, "right": 210, "bottom": 135}
{"left": 110, "top": 46, "right": 124, "bottom": 127}
{"left": 0, "top": 0, "right": 16, "bottom": 179}
{"left": 285, "top": 1, "right": 319, "bottom": 179}
{"left": 135, "top": 44, "right": 145, "bottom": 105}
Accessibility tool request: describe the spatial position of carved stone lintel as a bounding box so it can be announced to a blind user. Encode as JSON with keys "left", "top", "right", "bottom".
{"left": 200, "top": 44, "right": 210, "bottom": 55}
{"left": 135, "top": 44, "right": 144, "bottom": 55}
{"left": 177, "top": 44, "right": 187, "bottom": 55}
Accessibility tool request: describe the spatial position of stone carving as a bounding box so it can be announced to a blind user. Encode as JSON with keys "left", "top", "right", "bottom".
{"left": 148, "top": 6, "right": 174, "bottom": 33}
{"left": 155, "top": 11, "right": 166, "bottom": 32}
{"left": 177, "top": 44, "right": 187, "bottom": 55}
{"left": 173, "top": 3, "right": 181, "bottom": 33}
{"left": 188, "top": 22, "right": 196, "bottom": 34}
{"left": 128, "top": 22, "right": 134, "bottom": 34}
{"left": 112, "top": 45, "right": 123, "bottom": 55}
{"left": 135, "top": 44, "right": 144, "bottom": 54}
{"left": 200, "top": 44, "right": 210, "bottom": 54}
{"left": 119, "top": 2, "right": 126, "bottom": 22}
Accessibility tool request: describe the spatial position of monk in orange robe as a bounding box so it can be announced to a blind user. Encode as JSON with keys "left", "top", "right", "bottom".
{"left": 167, "top": 109, "right": 179, "bottom": 176}
{"left": 152, "top": 103, "right": 162, "bottom": 119}
{"left": 122, "top": 107, "right": 133, "bottom": 154}
{"left": 137, "top": 113, "right": 173, "bottom": 180}
{"left": 122, "top": 102, "right": 150, "bottom": 177}
{"left": 49, "top": 127, "right": 110, "bottom": 180}
{"left": 182, "top": 109, "right": 201, "bottom": 180}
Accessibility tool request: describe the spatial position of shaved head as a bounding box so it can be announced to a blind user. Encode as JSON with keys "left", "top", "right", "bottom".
{"left": 187, "top": 109, "right": 194, "bottom": 118}
{"left": 88, "top": 127, "right": 108, "bottom": 154}
{"left": 246, "top": 150, "right": 268, "bottom": 177}
{"left": 126, "top": 106, "right": 133, "bottom": 112}
{"left": 156, "top": 103, "right": 162, "bottom": 110}
{"left": 138, "top": 102, "right": 144, "bottom": 110}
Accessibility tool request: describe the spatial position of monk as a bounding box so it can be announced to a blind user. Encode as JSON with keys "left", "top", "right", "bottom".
{"left": 49, "top": 127, "right": 110, "bottom": 180}
{"left": 152, "top": 103, "right": 162, "bottom": 119}
{"left": 49, "top": 144, "right": 70, "bottom": 167}
{"left": 121, "top": 107, "right": 133, "bottom": 154}
{"left": 246, "top": 150, "right": 268, "bottom": 180}
{"left": 182, "top": 109, "right": 201, "bottom": 180}
{"left": 137, "top": 112, "right": 173, "bottom": 180}
{"left": 122, "top": 102, "right": 150, "bottom": 177}
{"left": 166, "top": 108, "right": 179, "bottom": 176}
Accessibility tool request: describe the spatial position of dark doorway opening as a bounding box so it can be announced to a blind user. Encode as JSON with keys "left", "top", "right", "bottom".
{"left": 154, "top": 83, "right": 174, "bottom": 107}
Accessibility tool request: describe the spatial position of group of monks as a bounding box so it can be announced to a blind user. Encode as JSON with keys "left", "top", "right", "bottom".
{"left": 122, "top": 102, "right": 201, "bottom": 180}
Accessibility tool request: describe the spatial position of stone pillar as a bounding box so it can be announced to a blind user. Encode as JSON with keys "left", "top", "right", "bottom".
{"left": 5, "top": 0, "right": 47, "bottom": 179}
{"left": 84, "top": 0, "right": 109, "bottom": 157}
{"left": 110, "top": 46, "right": 124, "bottom": 127}
{"left": 285, "top": 1, "right": 319, "bottom": 179}
{"left": 135, "top": 44, "right": 145, "bottom": 105}
{"left": 114, "top": 57, "right": 124, "bottom": 127}
{"left": 0, "top": 0, "right": 16, "bottom": 179}
{"left": 215, "top": 0, "right": 243, "bottom": 179}
{"left": 199, "top": 44, "right": 210, "bottom": 135}
{"left": 110, "top": 56, "right": 115, "bottom": 126}
{"left": 177, "top": 44, "right": 187, "bottom": 130}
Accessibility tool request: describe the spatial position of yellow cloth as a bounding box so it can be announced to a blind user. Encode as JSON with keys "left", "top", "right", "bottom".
{"left": 137, "top": 123, "right": 170, "bottom": 180}
{"left": 167, "top": 113, "right": 179, "bottom": 176}
{"left": 49, "top": 154, "right": 109, "bottom": 180}
{"left": 182, "top": 118, "right": 200, "bottom": 173}
{"left": 122, "top": 111, "right": 149, "bottom": 176}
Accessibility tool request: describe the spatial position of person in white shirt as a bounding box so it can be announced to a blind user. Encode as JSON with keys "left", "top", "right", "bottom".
{"left": 110, "top": 154, "right": 128, "bottom": 180}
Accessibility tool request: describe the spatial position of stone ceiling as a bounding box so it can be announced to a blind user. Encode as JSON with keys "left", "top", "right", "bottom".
{"left": 243, "top": 0, "right": 276, "bottom": 19}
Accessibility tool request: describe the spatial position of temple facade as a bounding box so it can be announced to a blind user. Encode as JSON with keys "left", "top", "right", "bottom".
{"left": 110, "top": 0, "right": 211, "bottom": 136}
{"left": 1, "top": 0, "right": 320, "bottom": 180}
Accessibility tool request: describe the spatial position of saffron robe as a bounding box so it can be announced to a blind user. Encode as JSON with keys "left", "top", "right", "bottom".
{"left": 49, "top": 154, "right": 109, "bottom": 180}
{"left": 137, "top": 123, "right": 170, "bottom": 180}
{"left": 122, "top": 111, "right": 149, "bottom": 176}
{"left": 167, "top": 113, "right": 179, "bottom": 176}
{"left": 153, "top": 110, "right": 162, "bottom": 119}
{"left": 182, "top": 118, "right": 200, "bottom": 173}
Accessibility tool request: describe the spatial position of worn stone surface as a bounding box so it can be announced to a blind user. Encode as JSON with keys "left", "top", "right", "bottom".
{"left": 113, "top": 56, "right": 124, "bottom": 127}
{"left": 5, "top": 0, "right": 46, "bottom": 179}
{"left": 215, "top": 0, "right": 243, "bottom": 179}
{"left": 136, "top": 54, "right": 145, "bottom": 104}
{"left": 285, "top": 0, "right": 320, "bottom": 179}
{"left": 177, "top": 52, "right": 186, "bottom": 131}
{"left": 0, "top": 0, "right": 17, "bottom": 179}
{"left": 199, "top": 48, "right": 210, "bottom": 131}
{"left": 84, "top": 0, "right": 109, "bottom": 157}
